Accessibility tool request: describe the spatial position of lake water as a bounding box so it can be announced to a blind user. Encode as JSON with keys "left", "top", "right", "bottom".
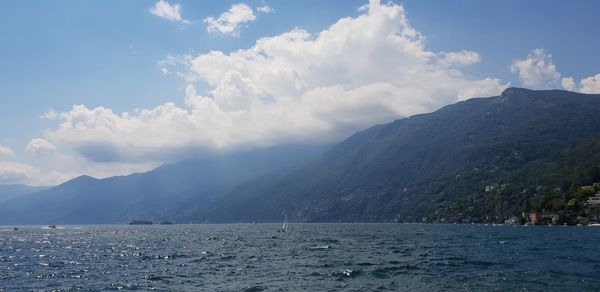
{"left": 1, "top": 224, "right": 599, "bottom": 291}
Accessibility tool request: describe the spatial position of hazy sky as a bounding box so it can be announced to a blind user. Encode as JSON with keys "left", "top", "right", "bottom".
{"left": 1, "top": 0, "right": 599, "bottom": 185}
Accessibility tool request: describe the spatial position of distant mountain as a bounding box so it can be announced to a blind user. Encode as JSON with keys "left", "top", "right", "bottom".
{"left": 0, "top": 145, "right": 326, "bottom": 224}
{"left": 193, "top": 88, "right": 600, "bottom": 223}
{"left": 0, "top": 184, "right": 50, "bottom": 204}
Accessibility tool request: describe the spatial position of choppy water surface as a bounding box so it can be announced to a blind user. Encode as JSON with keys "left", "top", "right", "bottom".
{"left": 1, "top": 224, "right": 599, "bottom": 291}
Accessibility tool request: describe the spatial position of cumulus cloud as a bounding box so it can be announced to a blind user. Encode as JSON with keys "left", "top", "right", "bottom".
{"left": 510, "top": 48, "right": 561, "bottom": 89}
{"left": 562, "top": 74, "right": 600, "bottom": 94}
{"left": 26, "top": 138, "right": 57, "bottom": 156}
{"left": 579, "top": 74, "right": 600, "bottom": 94}
{"left": 40, "top": 109, "right": 58, "bottom": 120}
{"left": 0, "top": 142, "right": 72, "bottom": 185}
{"left": 0, "top": 145, "right": 15, "bottom": 159}
{"left": 0, "top": 161, "right": 39, "bottom": 184}
{"left": 511, "top": 49, "right": 600, "bottom": 94}
{"left": 158, "top": 54, "right": 197, "bottom": 81}
{"left": 150, "top": 0, "right": 187, "bottom": 23}
{"left": 439, "top": 50, "right": 481, "bottom": 67}
{"left": 257, "top": 5, "right": 274, "bottom": 13}
{"left": 457, "top": 78, "right": 509, "bottom": 101}
{"left": 0, "top": 160, "right": 78, "bottom": 186}
{"left": 45, "top": 0, "right": 505, "bottom": 165}
{"left": 561, "top": 77, "right": 577, "bottom": 92}
{"left": 204, "top": 3, "right": 256, "bottom": 36}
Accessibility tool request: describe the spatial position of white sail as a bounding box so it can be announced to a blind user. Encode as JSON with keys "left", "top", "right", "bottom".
{"left": 278, "top": 213, "right": 288, "bottom": 232}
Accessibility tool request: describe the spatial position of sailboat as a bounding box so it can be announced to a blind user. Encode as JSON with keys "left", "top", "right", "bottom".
{"left": 277, "top": 213, "right": 288, "bottom": 233}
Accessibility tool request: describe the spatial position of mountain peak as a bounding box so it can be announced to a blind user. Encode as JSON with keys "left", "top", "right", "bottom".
{"left": 500, "top": 87, "right": 536, "bottom": 98}
{"left": 69, "top": 175, "right": 98, "bottom": 184}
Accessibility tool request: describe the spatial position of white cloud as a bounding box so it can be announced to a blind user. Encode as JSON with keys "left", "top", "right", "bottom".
{"left": 510, "top": 48, "right": 561, "bottom": 89}
{"left": 562, "top": 74, "right": 600, "bottom": 94}
{"left": 204, "top": 3, "right": 256, "bottom": 36}
{"left": 0, "top": 143, "right": 72, "bottom": 185}
{"left": 150, "top": 0, "right": 185, "bottom": 22}
{"left": 458, "top": 78, "right": 509, "bottom": 101}
{"left": 44, "top": 0, "right": 505, "bottom": 166}
{"left": 157, "top": 54, "right": 197, "bottom": 82}
{"left": 511, "top": 49, "right": 600, "bottom": 94}
{"left": 36, "top": 171, "right": 77, "bottom": 186}
{"left": 26, "top": 138, "right": 57, "bottom": 156}
{"left": 0, "top": 160, "right": 81, "bottom": 186}
{"left": 579, "top": 74, "right": 600, "bottom": 94}
{"left": 440, "top": 50, "right": 481, "bottom": 67}
{"left": 40, "top": 109, "right": 58, "bottom": 120}
{"left": 0, "top": 145, "right": 15, "bottom": 159}
{"left": 561, "top": 76, "right": 577, "bottom": 92}
{"left": 257, "top": 5, "right": 274, "bottom": 13}
{"left": 0, "top": 161, "right": 39, "bottom": 185}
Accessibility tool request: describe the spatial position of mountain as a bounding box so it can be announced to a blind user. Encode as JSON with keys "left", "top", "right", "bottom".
{"left": 192, "top": 88, "right": 600, "bottom": 223}
{"left": 3, "top": 88, "right": 600, "bottom": 225}
{"left": 0, "top": 145, "right": 326, "bottom": 225}
{"left": 431, "top": 136, "right": 600, "bottom": 223}
{"left": 0, "top": 184, "right": 50, "bottom": 204}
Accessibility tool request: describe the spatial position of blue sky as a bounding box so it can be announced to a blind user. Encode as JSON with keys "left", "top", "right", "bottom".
{"left": 1, "top": 0, "right": 599, "bottom": 185}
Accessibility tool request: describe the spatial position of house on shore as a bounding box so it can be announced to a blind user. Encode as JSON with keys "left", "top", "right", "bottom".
{"left": 587, "top": 194, "right": 600, "bottom": 205}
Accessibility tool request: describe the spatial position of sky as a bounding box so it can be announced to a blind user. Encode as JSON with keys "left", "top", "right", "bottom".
{"left": 1, "top": 0, "right": 599, "bottom": 186}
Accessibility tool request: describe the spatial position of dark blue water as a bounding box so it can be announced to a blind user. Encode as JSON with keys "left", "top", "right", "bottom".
{"left": 1, "top": 224, "right": 599, "bottom": 291}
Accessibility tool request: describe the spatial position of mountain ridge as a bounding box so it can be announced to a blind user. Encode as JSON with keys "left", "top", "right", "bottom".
{"left": 189, "top": 88, "right": 600, "bottom": 223}
{"left": 0, "top": 145, "right": 326, "bottom": 224}
{"left": 0, "top": 184, "right": 51, "bottom": 204}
